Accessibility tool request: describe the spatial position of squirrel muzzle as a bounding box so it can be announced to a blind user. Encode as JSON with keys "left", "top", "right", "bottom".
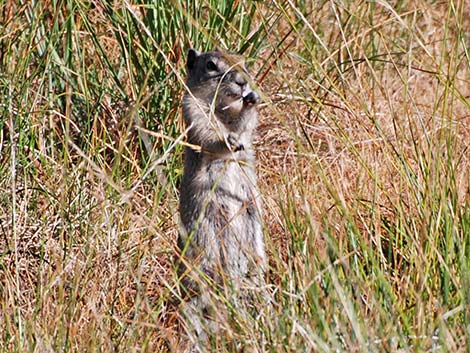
{"left": 243, "top": 91, "right": 260, "bottom": 105}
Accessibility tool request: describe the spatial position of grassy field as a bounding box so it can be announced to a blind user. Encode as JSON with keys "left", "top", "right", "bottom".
{"left": 1, "top": 0, "right": 469, "bottom": 352}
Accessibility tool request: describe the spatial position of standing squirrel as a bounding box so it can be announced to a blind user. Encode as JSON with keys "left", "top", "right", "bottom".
{"left": 177, "top": 48, "right": 266, "bottom": 346}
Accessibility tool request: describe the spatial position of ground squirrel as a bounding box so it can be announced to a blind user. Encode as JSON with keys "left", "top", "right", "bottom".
{"left": 177, "top": 48, "right": 266, "bottom": 346}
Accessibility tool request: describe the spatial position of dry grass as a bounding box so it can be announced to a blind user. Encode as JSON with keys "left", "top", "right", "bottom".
{"left": 1, "top": 0, "right": 469, "bottom": 352}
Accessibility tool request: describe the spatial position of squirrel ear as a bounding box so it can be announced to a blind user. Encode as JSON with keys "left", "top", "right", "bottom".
{"left": 187, "top": 48, "right": 200, "bottom": 70}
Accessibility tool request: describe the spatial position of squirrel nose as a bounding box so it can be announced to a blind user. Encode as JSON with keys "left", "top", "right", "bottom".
{"left": 243, "top": 91, "right": 259, "bottom": 105}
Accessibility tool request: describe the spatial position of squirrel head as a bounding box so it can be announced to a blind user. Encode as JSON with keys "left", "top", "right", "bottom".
{"left": 185, "top": 49, "right": 260, "bottom": 118}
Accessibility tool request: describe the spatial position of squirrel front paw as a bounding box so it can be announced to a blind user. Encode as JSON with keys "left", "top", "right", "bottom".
{"left": 227, "top": 134, "right": 244, "bottom": 152}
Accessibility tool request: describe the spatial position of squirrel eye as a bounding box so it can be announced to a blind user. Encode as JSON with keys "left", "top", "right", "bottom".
{"left": 206, "top": 60, "right": 217, "bottom": 71}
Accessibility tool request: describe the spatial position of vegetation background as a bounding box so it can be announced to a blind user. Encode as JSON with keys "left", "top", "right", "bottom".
{"left": 1, "top": 0, "right": 469, "bottom": 351}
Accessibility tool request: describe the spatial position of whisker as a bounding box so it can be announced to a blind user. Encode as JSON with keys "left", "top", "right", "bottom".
{"left": 221, "top": 97, "right": 243, "bottom": 111}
